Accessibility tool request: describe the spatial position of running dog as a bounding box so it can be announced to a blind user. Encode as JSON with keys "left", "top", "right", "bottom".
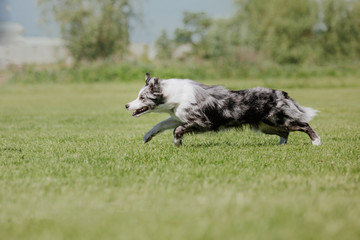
{"left": 125, "top": 73, "right": 321, "bottom": 146}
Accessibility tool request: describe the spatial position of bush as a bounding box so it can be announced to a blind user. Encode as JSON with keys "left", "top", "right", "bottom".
{"left": 156, "top": 0, "right": 360, "bottom": 65}
{"left": 38, "top": 0, "right": 134, "bottom": 61}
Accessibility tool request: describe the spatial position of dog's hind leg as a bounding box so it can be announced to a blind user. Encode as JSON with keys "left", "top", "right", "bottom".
{"left": 143, "top": 117, "right": 182, "bottom": 143}
{"left": 258, "top": 122, "right": 289, "bottom": 145}
{"left": 287, "top": 122, "right": 321, "bottom": 145}
{"left": 278, "top": 132, "right": 289, "bottom": 145}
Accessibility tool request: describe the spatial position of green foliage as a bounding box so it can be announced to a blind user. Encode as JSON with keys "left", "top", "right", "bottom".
{"left": 8, "top": 62, "right": 360, "bottom": 85}
{"left": 157, "top": 0, "right": 360, "bottom": 65}
{"left": 155, "top": 29, "right": 174, "bottom": 59}
{"left": 38, "top": 0, "right": 133, "bottom": 61}
{"left": 1, "top": 81, "right": 360, "bottom": 239}
{"left": 236, "top": 0, "right": 317, "bottom": 64}
{"left": 317, "top": 0, "right": 360, "bottom": 61}
{"left": 235, "top": 0, "right": 360, "bottom": 64}
{"left": 174, "top": 12, "right": 212, "bottom": 44}
{"left": 174, "top": 12, "right": 212, "bottom": 58}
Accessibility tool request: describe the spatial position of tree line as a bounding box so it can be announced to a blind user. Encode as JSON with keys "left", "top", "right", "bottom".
{"left": 39, "top": 0, "right": 360, "bottom": 65}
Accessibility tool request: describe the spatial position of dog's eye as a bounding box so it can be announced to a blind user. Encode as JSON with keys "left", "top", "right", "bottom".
{"left": 139, "top": 96, "right": 144, "bottom": 100}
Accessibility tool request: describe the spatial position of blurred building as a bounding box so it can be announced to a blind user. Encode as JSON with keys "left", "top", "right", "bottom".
{"left": 0, "top": 0, "right": 192, "bottom": 69}
{"left": 129, "top": 43, "right": 157, "bottom": 61}
{"left": 0, "top": 0, "right": 69, "bottom": 69}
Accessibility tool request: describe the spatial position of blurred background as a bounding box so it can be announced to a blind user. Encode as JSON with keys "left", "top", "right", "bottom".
{"left": 1, "top": 0, "right": 360, "bottom": 80}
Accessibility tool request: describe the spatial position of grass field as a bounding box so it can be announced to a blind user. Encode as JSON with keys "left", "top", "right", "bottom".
{"left": 0, "top": 77, "right": 360, "bottom": 239}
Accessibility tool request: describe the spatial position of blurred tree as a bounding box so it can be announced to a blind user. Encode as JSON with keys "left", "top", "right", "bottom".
{"left": 235, "top": 0, "right": 318, "bottom": 64}
{"left": 38, "top": 0, "right": 134, "bottom": 61}
{"left": 318, "top": 0, "right": 360, "bottom": 61}
{"left": 174, "top": 12, "right": 212, "bottom": 58}
{"left": 155, "top": 29, "right": 173, "bottom": 59}
{"left": 233, "top": 0, "right": 360, "bottom": 64}
{"left": 205, "top": 17, "right": 247, "bottom": 63}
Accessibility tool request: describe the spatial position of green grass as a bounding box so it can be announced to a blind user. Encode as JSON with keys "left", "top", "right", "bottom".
{"left": 8, "top": 61, "right": 360, "bottom": 84}
{"left": 0, "top": 79, "right": 359, "bottom": 240}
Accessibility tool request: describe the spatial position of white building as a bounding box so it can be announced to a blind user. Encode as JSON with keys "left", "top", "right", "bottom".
{"left": 0, "top": 22, "right": 70, "bottom": 70}
{"left": 0, "top": 0, "right": 70, "bottom": 69}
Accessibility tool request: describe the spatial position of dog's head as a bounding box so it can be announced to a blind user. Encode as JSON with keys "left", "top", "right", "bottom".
{"left": 125, "top": 73, "right": 163, "bottom": 117}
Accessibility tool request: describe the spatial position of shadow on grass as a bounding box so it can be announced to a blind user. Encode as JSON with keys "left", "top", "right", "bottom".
{"left": 0, "top": 147, "right": 22, "bottom": 152}
{"left": 185, "top": 140, "right": 278, "bottom": 148}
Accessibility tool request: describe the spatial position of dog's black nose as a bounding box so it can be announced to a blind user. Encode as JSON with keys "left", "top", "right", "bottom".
{"left": 125, "top": 104, "right": 129, "bottom": 109}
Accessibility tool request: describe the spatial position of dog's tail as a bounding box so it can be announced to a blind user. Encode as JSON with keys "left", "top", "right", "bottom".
{"left": 296, "top": 104, "right": 319, "bottom": 123}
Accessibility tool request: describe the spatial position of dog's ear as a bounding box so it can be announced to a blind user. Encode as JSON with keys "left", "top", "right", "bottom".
{"left": 145, "top": 73, "right": 151, "bottom": 85}
{"left": 149, "top": 77, "right": 160, "bottom": 92}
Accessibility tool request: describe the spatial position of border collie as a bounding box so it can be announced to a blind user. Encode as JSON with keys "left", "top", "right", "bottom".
{"left": 126, "top": 73, "right": 321, "bottom": 146}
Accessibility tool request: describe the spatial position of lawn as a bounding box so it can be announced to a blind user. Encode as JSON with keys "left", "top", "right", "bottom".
{"left": 0, "top": 78, "right": 359, "bottom": 240}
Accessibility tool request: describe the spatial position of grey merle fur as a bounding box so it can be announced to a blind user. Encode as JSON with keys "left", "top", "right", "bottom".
{"left": 127, "top": 73, "right": 320, "bottom": 146}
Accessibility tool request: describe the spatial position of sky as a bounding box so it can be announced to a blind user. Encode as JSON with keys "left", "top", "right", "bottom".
{"left": 2, "top": 0, "right": 235, "bottom": 43}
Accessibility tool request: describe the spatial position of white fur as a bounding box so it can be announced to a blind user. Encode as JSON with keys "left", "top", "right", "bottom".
{"left": 127, "top": 87, "right": 147, "bottom": 112}
{"left": 301, "top": 106, "right": 319, "bottom": 123}
{"left": 155, "top": 79, "right": 199, "bottom": 122}
{"left": 131, "top": 79, "right": 196, "bottom": 142}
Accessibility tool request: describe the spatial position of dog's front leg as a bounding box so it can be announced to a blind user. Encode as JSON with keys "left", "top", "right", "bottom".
{"left": 143, "top": 117, "right": 182, "bottom": 143}
{"left": 173, "top": 124, "right": 198, "bottom": 146}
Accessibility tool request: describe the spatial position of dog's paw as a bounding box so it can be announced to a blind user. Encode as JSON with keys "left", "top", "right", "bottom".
{"left": 143, "top": 133, "right": 153, "bottom": 144}
{"left": 174, "top": 138, "right": 182, "bottom": 146}
{"left": 312, "top": 137, "right": 321, "bottom": 146}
